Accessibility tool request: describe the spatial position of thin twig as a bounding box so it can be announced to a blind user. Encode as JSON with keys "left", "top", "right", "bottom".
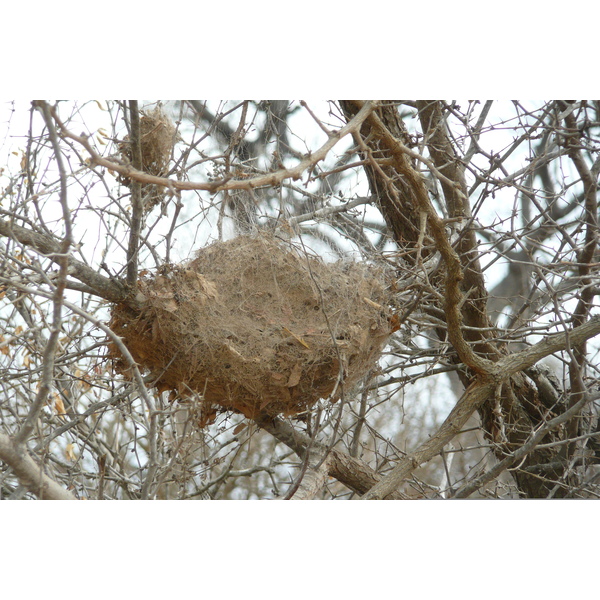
{"left": 126, "top": 100, "right": 144, "bottom": 288}
{"left": 51, "top": 101, "right": 378, "bottom": 194}
{"left": 0, "top": 217, "right": 128, "bottom": 302}
{"left": 288, "top": 196, "right": 373, "bottom": 227}
{"left": 14, "top": 102, "right": 73, "bottom": 446}
{"left": 359, "top": 315, "right": 600, "bottom": 499}
{"left": 451, "top": 391, "right": 600, "bottom": 498}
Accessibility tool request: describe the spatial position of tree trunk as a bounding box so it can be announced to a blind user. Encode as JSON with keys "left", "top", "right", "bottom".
{"left": 339, "top": 100, "right": 570, "bottom": 498}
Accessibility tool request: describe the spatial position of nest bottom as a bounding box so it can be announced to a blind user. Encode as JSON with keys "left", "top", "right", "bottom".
{"left": 109, "top": 234, "right": 394, "bottom": 425}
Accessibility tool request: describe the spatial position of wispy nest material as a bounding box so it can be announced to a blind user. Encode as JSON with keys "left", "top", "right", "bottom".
{"left": 109, "top": 234, "right": 396, "bottom": 426}
{"left": 119, "top": 105, "right": 177, "bottom": 212}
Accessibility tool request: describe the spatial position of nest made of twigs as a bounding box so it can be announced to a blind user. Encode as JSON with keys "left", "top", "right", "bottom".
{"left": 109, "top": 234, "right": 396, "bottom": 426}
{"left": 119, "top": 105, "right": 177, "bottom": 212}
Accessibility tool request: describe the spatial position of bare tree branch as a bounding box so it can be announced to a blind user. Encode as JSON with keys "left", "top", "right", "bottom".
{"left": 288, "top": 455, "right": 330, "bottom": 500}
{"left": 14, "top": 102, "right": 73, "bottom": 446}
{"left": 0, "top": 218, "right": 128, "bottom": 302}
{"left": 360, "top": 315, "right": 600, "bottom": 499}
{"left": 498, "top": 315, "right": 600, "bottom": 375}
{"left": 51, "top": 101, "right": 377, "bottom": 195}
{"left": 0, "top": 434, "right": 76, "bottom": 500}
{"left": 257, "top": 417, "right": 408, "bottom": 499}
{"left": 360, "top": 382, "right": 495, "bottom": 499}
{"left": 452, "top": 390, "right": 600, "bottom": 498}
{"left": 125, "top": 100, "right": 144, "bottom": 288}
{"left": 2, "top": 100, "right": 599, "bottom": 500}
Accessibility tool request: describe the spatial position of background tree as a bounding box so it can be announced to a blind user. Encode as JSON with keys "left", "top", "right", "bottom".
{"left": 1, "top": 99, "right": 599, "bottom": 499}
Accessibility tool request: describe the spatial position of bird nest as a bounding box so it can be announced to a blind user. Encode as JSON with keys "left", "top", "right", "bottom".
{"left": 109, "top": 234, "right": 396, "bottom": 425}
{"left": 119, "top": 105, "right": 177, "bottom": 213}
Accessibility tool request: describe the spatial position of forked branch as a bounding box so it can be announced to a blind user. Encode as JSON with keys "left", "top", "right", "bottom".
{"left": 50, "top": 101, "right": 378, "bottom": 195}
{"left": 359, "top": 315, "right": 600, "bottom": 499}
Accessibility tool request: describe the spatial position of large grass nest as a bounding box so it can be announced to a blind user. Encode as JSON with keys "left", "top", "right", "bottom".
{"left": 109, "top": 234, "right": 396, "bottom": 425}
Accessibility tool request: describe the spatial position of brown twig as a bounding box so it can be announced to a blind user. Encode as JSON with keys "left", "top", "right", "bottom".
{"left": 0, "top": 218, "right": 128, "bottom": 303}
{"left": 125, "top": 100, "right": 144, "bottom": 288}
{"left": 256, "top": 417, "right": 408, "bottom": 499}
{"left": 50, "top": 101, "right": 378, "bottom": 194}
{"left": 451, "top": 390, "right": 600, "bottom": 498}
{"left": 359, "top": 315, "right": 600, "bottom": 499}
{"left": 14, "top": 102, "right": 73, "bottom": 446}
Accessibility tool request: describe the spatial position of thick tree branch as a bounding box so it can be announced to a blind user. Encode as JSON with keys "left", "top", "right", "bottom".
{"left": 498, "top": 315, "right": 600, "bottom": 376}
{"left": 560, "top": 101, "right": 599, "bottom": 451}
{"left": 341, "top": 100, "right": 497, "bottom": 375}
{"left": 452, "top": 390, "right": 600, "bottom": 498}
{"left": 359, "top": 316, "right": 600, "bottom": 499}
{"left": 340, "top": 101, "right": 600, "bottom": 499}
{"left": 416, "top": 101, "right": 470, "bottom": 219}
{"left": 0, "top": 218, "right": 128, "bottom": 302}
{"left": 0, "top": 434, "right": 76, "bottom": 500}
{"left": 256, "top": 417, "right": 407, "bottom": 499}
{"left": 287, "top": 455, "right": 331, "bottom": 500}
{"left": 360, "top": 381, "right": 495, "bottom": 499}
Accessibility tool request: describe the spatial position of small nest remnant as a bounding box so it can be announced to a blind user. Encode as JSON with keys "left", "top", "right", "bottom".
{"left": 109, "top": 234, "right": 396, "bottom": 425}
{"left": 119, "top": 105, "right": 177, "bottom": 212}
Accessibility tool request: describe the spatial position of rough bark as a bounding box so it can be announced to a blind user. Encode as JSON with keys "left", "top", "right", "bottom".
{"left": 339, "top": 100, "right": 590, "bottom": 498}
{"left": 257, "top": 417, "right": 408, "bottom": 499}
{"left": 0, "top": 218, "right": 128, "bottom": 303}
{"left": 0, "top": 434, "right": 76, "bottom": 500}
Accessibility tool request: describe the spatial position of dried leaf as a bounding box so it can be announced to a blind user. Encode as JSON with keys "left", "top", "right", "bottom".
{"left": 161, "top": 298, "right": 179, "bottom": 313}
{"left": 389, "top": 313, "right": 401, "bottom": 333}
{"left": 270, "top": 372, "right": 286, "bottom": 383}
{"left": 232, "top": 422, "right": 247, "bottom": 435}
{"left": 65, "top": 444, "right": 76, "bottom": 461}
{"left": 53, "top": 393, "right": 66, "bottom": 416}
{"left": 282, "top": 326, "right": 310, "bottom": 349}
{"left": 182, "top": 270, "right": 218, "bottom": 300}
{"left": 287, "top": 362, "right": 303, "bottom": 387}
{"left": 363, "top": 297, "right": 384, "bottom": 310}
